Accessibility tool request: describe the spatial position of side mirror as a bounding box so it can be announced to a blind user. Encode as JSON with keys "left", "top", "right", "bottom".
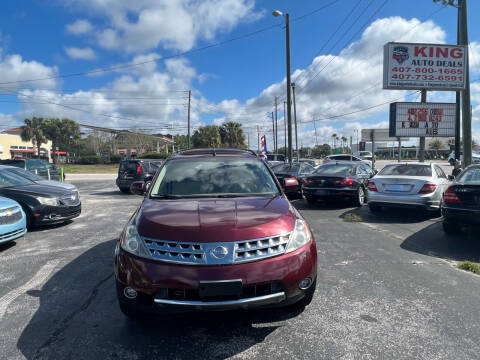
{"left": 130, "top": 181, "right": 145, "bottom": 195}
{"left": 448, "top": 175, "right": 455, "bottom": 181}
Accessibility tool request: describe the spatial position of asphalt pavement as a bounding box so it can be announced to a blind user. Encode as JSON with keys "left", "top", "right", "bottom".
{"left": 1, "top": 172, "right": 480, "bottom": 360}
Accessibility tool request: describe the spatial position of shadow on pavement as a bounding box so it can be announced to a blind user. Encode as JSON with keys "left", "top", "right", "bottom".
{"left": 293, "top": 198, "right": 356, "bottom": 211}
{"left": 29, "top": 220, "right": 74, "bottom": 233}
{"left": 340, "top": 206, "right": 439, "bottom": 224}
{"left": 401, "top": 222, "right": 480, "bottom": 262}
{"left": 0, "top": 239, "right": 17, "bottom": 252}
{"left": 18, "top": 239, "right": 302, "bottom": 360}
{"left": 88, "top": 191, "right": 134, "bottom": 196}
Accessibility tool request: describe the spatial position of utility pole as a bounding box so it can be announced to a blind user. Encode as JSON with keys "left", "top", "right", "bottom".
{"left": 270, "top": 112, "right": 276, "bottom": 153}
{"left": 283, "top": 101, "right": 287, "bottom": 158}
{"left": 285, "top": 13, "right": 293, "bottom": 164}
{"left": 455, "top": 3, "right": 461, "bottom": 163}
{"left": 459, "top": 0, "right": 472, "bottom": 167}
{"left": 187, "top": 90, "right": 191, "bottom": 148}
{"left": 419, "top": 89, "right": 427, "bottom": 162}
{"left": 274, "top": 96, "right": 278, "bottom": 155}
{"left": 292, "top": 82, "right": 299, "bottom": 161}
{"left": 313, "top": 118, "right": 318, "bottom": 147}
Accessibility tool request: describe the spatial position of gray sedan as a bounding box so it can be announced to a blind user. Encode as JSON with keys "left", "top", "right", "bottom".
{"left": 367, "top": 163, "right": 450, "bottom": 213}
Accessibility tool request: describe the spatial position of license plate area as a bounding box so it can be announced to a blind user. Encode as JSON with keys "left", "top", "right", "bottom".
{"left": 384, "top": 184, "right": 412, "bottom": 192}
{"left": 316, "top": 189, "right": 328, "bottom": 195}
{"left": 199, "top": 280, "right": 243, "bottom": 297}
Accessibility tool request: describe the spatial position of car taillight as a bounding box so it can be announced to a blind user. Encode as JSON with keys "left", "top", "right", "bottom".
{"left": 303, "top": 178, "right": 313, "bottom": 185}
{"left": 444, "top": 187, "right": 461, "bottom": 203}
{"left": 136, "top": 163, "right": 143, "bottom": 175}
{"left": 367, "top": 181, "right": 378, "bottom": 192}
{"left": 284, "top": 177, "right": 299, "bottom": 186}
{"left": 418, "top": 183, "right": 437, "bottom": 194}
{"left": 334, "top": 177, "right": 354, "bottom": 186}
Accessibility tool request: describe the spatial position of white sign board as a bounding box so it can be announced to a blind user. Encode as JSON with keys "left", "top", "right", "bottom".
{"left": 389, "top": 102, "right": 456, "bottom": 138}
{"left": 383, "top": 42, "right": 466, "bottom": 90}
{"left": 361, "top": 129, "right": 408, "bottom": 142}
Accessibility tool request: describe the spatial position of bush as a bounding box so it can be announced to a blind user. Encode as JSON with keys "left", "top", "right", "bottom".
{"left": 109, "top": 154, "right": 123, "bottom": 164}
{"left": 77, "top": 155, "right": 104, "bottom": 164}
{"left": 138, "top": 152, "right": 168, "bottom": 159}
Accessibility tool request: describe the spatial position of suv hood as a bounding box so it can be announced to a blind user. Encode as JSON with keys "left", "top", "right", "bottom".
{"left": 136, "top": 196, "right": 296, "bottom": 242}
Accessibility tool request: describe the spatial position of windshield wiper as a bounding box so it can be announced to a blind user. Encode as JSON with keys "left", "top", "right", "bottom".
{"left": 150, "top": 194, "right": 184, "bottom": 199}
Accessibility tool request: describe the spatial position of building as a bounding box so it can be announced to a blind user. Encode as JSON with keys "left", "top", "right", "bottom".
{"left": 0, "top": 128, "right": 53, "bottom": 161}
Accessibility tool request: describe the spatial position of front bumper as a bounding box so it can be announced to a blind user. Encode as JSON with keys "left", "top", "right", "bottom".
{"left": 115, "top": 240, "right": 317, "bottom": 312}
{"left": 442, "top": 206, "right": 480, "bottom": 225}
{"left": 367, "top": 191, "right": 440, "bottom": 210}
{"left": 0, "top": 212, "right": 27, "bottom": 244}
{"left": 35, "top": 203, "right": 82, "bottom": 225}
{"left": 303, "top": 186, "right": 356, "bottom": 198}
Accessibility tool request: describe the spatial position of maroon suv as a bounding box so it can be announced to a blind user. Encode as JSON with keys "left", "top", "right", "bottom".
{"left": 114, "top": 148, "right": 317, "bottom": 317}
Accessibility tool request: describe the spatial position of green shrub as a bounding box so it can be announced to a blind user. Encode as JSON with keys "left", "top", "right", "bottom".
{"left": 109, "top": 154, "right": 122, "bottom": 164}
{"left": 138, "top": 152, "right": 168, "bottom": 159}
{"left": 77, "top": 155, "right": 104, "bottom": 164}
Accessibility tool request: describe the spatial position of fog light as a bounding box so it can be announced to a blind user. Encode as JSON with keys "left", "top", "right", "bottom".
{"left": 124, "top": 287, "right": 137, "bottom": 299}
{"left": 299, "top": 278, "right": 312, "bottom": 290}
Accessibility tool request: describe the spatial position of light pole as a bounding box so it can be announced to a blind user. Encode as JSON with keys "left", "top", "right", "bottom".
{"left": 433, "top": 0, "right": 472, "bottom": 167}
{"left": 273, "top": 10, "right": 293, "bottom": 164}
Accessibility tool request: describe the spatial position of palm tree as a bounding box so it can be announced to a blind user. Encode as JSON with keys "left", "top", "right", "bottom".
{"left": 219, "top": 121, "right": 246, "bottom": 148}
{"left": 332, "top": 134, "right": 337, "bottom": 149}
{"left": 192, "top": 125, "right": 221, "bottom": 148}
{"left": 21, "top": 117, "right": 48, "bottom": 157}
{"left": 341, "top": 136, "right": 348, "bottom": 152}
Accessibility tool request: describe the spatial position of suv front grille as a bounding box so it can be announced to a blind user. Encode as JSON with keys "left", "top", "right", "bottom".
{"left": 142, "top": 233, "right": 291, "bottom": 265}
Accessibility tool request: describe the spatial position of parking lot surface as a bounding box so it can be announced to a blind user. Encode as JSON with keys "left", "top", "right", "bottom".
{"left": 1, "top": 174, "right": 480, "bottom": 359}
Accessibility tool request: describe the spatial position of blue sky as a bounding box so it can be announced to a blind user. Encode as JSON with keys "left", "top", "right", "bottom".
{"left": 0, "top": 0, "right": 479, "bottom": 149}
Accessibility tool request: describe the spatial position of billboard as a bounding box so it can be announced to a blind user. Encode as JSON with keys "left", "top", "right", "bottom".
{"left": 383, "top": 42, "right": 466, "bottom": 91}
{"left": 389, "top": 102, "right": 456, "bottom": 138}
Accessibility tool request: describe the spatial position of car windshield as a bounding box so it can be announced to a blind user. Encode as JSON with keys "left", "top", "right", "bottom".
{"left": 0, "top": 169, "right": 35, "bottom": 187}
{"left": 7, "top": 167, "right": 44, "bottom": 181}
{"left": 314, "top": 164, "right": 354, "bottom": 176}
{"left": 150, "top": 157, "right": 279, "bottom": 198}
{"left": 379, "top": 165, "right": 432, "bottom": 177}
{"left": 457, "top": 168, "right": 480, "bottom": 184}
{"left": 274, "top": 163, "right": 300, "bottom": 173}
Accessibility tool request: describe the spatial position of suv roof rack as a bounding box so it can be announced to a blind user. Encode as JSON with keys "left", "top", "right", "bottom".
{"left": 175, "top": 148, "right": 258, "bottom": 157}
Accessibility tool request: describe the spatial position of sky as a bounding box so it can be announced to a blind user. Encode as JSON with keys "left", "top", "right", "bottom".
{"left": 0, "top": 0, "right": 479, "bottom": 150}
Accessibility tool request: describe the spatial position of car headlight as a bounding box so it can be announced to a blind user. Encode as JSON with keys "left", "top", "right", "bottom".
{"left": 286, "top": 219, "right": 312, "bottom": 253}
{"left": 37, "top": 196, "right": 59, "bottom": 206}
{"left": 120, "top": 224, "right": 150, "bottom": 258}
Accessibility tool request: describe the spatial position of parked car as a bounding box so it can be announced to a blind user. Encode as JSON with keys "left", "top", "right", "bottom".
{"left": 116, "top": 159, "right": 164, "bottom": 193}
{"left": 448, "top": 151, "right": 480, "bottom": 166}
{"left": 0, "top": 165, "right": 76, "bottom": 191}
{"left": 273, "top": 162, "right": 316, "bottom": 198}
{"left": 323, "top": 154, "right": 373, "bottom": 168}
{"left": 115, "top": 148, "right": 317, "bottom": 318}
{"left": 367, "top": 163, "right": 450, "bottom": 213}
{"left": 0, "top": 196, "right": 27, "bottom": 244}
{"left": 298, "top": 158, "right": 318, "bottom": 167}
{"left": 0, "top": 168, "right": 81, "bottom": 228}
{"left": 441, "top": 164, "right": 480, "bottom": 234}
{"left": 302, "top": 161, "right": 374, "bottom": 206}
{"left": 0, "top": 159, "right": 62, "bottom": 181}
{"left": 266, "top": 153, "right": 286, "bottom": 168}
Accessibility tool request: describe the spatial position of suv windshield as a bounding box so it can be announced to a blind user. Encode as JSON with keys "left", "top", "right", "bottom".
{"left": 150, "top": 157, "right": 279, "bottom": 198}
{"left": 7, "top": 167, "right": 44, "bottom": 181}
{"left": 0, "top": 169, "right": 35, "bottom": 187}
{"left": 379, "top": 165, "right": 432, "bottom": 177}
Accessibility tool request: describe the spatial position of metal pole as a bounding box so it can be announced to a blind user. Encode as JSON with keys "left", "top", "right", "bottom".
{"left": 283, "top": 101, "right": 287, "bottom": 158}
{"left": 313, "top": 118, "right": 318, "bottom": 147}
{"left": 459, "top": 0, "right": 472, "bottom": 167}
{"left": 455, "top": 4, "right": 461, "bottom": 163}
{"left": 371, "top": 130, "right": 376, "bottom": 169}
{"left": 271, "top": 112, "right": 275, "bottom": 153}
{"left": 419, "top": 89, "right": 427, "bottom": 162}
{"left": 187, "top": 90, "right": 191, "bottom": 148}
{"left": 397, "top": 137, "right": 402, "bottom": 162}
{"left": 285, "top": 14, "right": 293, "bottom": 164}
{"left": 275, "top": 97, "right": 278, "bottom": 155}
{"left": 292, "top": 82, "right": 299, "bottom": 161}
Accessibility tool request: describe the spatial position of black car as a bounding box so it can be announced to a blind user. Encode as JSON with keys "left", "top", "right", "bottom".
{"left": 0, "top": 159, "right": 62, "bottom": 181}
{"left": 302, "top": 162, "right": 374, "bottom": 206}
{"left": 116, "top": 159, "right": 164, "bottom": 193}
{"left": 0, "top": 168, "right": 81, "bottom": 228}
{"left": 273, "top": 162, "right": 315, "bottom": 198}
{"left": 442, "top": 164, "right": 480, "bottom": 234}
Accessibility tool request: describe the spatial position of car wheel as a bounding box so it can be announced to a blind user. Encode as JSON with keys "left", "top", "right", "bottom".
{"left": 353, "top": 187, "right": 366, "bottom": 207}
{"left": 294, "top": 278, "right": 316, "bottom": 309}
{"left": 368, "top": 203, "right": 381, "bottom": 213}
{"left": 305, "top": 196, "right": 316, "bottom": 205}
{"left": 442, "top": 220, "right": 460, "bottom": 234}
{"left": 119, "top": 187, "right": 130, "bottom": 193}
{"left": 20, "top": 205, "right": 34, "bottom": 229}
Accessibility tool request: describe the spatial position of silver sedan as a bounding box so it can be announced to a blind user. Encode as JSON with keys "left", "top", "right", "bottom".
{"left": 367, "top": 163, "right": 451, "bottom": 213}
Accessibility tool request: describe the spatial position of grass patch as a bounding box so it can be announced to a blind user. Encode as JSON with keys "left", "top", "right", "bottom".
{"left": 62, "top": 164, "right": 119, "bottom": 174}
{"left": 457, "top": 261, "right": 480, "bottom": 275}
{"left": 343, "top": 213, "right": 363, "bottom": 222}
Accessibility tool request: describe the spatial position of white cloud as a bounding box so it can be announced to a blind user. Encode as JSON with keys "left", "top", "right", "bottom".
{"left": 65, "top": 47, "right": 97, "bottom": 60}
{"left": 66, "top": 19, "right": 94, "bottom": 35}
{"left": 470, "top": 41, "right": 480, "bottom": 74}
{"left": 65, "top": 0, "right": 262, "bottom": 53}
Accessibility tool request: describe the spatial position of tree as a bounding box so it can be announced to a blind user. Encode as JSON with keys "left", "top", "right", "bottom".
{"left": 192, "top": 125, "right": 221, "bottom": 148}
{"left": 311, "top": 144, "right": 331, "bottom": 158}
{"left": 21, "top": 117, "right": 48, "bottom": 157}
{"left": 341, "top": 136, "right": 348, "bottom": 151}
{"left": 43, "top": 118, "right": 81, "bottom": 163}
{"left": 331, "top": 134, "right": 337, "bottom": 149}
{"left": 219, "top": 121, "right": 246, "bottom": 148}
{"left": 429, "top": 139, "right": 443, "bottom": 158}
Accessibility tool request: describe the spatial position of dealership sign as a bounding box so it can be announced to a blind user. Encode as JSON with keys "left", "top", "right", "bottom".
{"left": 389, "top": 102, "right": 456, "bottom": 138}
{"left": 383, "top": 42, "right": 466, "bottom": 91}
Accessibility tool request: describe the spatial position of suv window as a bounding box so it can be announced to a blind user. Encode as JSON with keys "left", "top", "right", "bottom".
{"left": 150, "top": 157, "right": 279, "bottom": 197}
{"left": 332, "top": 155, "right": 351, "bottom": 161}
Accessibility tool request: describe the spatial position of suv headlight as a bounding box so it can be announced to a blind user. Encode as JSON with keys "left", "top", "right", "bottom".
{"left": 120, "top": 224, "right": 150, "bottom": 258}
{"left": 37, "top": 196, "right": 59, "bottom": 206}
{"left": 286, "top": 219, "right": 312, "bottom": 253}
